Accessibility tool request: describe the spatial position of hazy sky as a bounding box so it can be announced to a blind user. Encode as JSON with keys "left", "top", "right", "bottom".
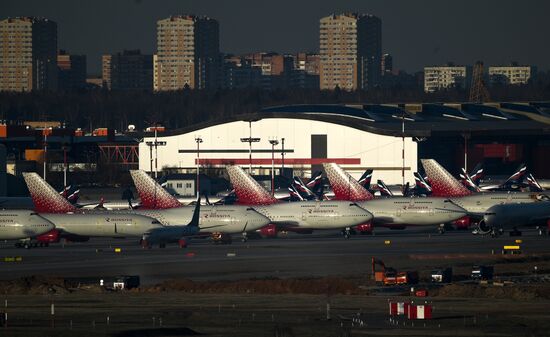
{"left": 3, "top": 0, "right": 550, "bottom": 75}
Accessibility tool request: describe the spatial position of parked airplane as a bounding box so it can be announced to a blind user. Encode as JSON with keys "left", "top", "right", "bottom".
{"left": 22, "top": 173, "right": 170, "bottom": 245}
{"left": 420, "top": 159, "right": 546, "bottom": 235}
{"left": 481, "top": 201, "right": 550, "bottom": 236}
{"left": 479, "top": 163, "right": 527, "bottom": 191}
{"left": 322, "top": 163, "right": 468, "bottom": 233}
{"left": 226, "top": 165, "right": 373, "bottom": 238}
{"left": 376, "top": 180, "right": 394, "bottom": 197}
{"left": 129, "top": 170, "right": 271, "bottom": 242}
{"left": 0, "top": 210, "right": 55, "bottom": 241}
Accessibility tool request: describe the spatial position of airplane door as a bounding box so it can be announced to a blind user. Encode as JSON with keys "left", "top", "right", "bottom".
{"left": 396, "top": 208, "right": 402, "bottom": 217}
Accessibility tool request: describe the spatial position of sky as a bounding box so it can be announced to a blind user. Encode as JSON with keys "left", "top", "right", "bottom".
{"left": 3, "top": 0, "right": 550, "bottom": 75}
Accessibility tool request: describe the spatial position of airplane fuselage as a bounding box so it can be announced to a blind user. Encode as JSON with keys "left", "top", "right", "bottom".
{"left": 359, "top": 197, "right": 466, "bottom": 226}
{"left": 483, "top": 201, "right": 550, "bottom": 230}
{"left": 450, "top": 192, "right": 541, "bottom": 213}
{"left": 252, "top": 201, "right": 372, "bottom": 230}
{"left": 0, "top": 210, "right": 55, "bottom": 240}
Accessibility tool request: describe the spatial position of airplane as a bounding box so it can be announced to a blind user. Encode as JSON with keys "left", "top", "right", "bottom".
{"left": 129, "top": 170, "right": 271, "bottom": 243}
{"left": 140, "top": 194, "right": 201, "bottom": 248}
{"left": 478, "top": 163, "right": 527, "bottom": 191}
{"left": 322, "top": 163, "right": 468, "bottom": 234}
{"left": 480, "top": 201, "right": 550, "bottom": 237}
{"left": 226, "top": 165, "right": 374, "bottom": 238}
{"left": 22, "top": 172, "right": 171, "bottom": 246}
{"left": 420, "top": 159, "right": 547, "bottom": 235}
{"left": 376, "top": 180, "right": 394, "bottom": 197}
{"left": 0, "top": 210, "right": 55, "bottom": 243}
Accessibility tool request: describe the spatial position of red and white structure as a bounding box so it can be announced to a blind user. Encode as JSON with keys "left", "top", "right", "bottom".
{"left": 139, "top": 119, "right": 418, "bottom": 184}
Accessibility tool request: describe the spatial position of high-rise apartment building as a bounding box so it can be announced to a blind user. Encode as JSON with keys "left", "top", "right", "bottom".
{"left": 155, "top": 15, "right": 220, "bottom": 91}
{"left": 0, "top": 17, "right": 58, "bottom": 92}
{"left": 489, "top": 64, "right": 535, "bottom": 86}
{"left": 57, "top": 50, "right": 86, "bottom": 90}
{"left": 319, "top": 13, "right": 382, "bottom": 91}
{"left": 424, "top": 65, "right": 471, "bottom": 93}
{"left": 102, "top": 50, "right": 153, "bottom": 90}
{"left": 381, "top": 53, "right": 393, "bottom": 75}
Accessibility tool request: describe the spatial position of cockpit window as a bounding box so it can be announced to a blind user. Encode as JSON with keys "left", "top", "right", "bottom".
{"left": 30, "top": 212, "right": 38, "bottom": 215}
{"left": 152, "top": 220, "right": 161, "bottom": 224}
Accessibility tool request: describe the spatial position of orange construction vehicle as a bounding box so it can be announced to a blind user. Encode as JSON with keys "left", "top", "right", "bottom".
{"left": 372, "top": 257, "right": 418, "bottom": 286}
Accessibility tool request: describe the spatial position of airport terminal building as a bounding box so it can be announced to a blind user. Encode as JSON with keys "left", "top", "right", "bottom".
{"left": 139, "top": 102, "right": 550, "bottom": 183}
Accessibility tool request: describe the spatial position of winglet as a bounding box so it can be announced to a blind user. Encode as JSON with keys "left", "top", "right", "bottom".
{"left": 130, "top": 170, "right": 182, "bottom": 209}
{"left": 22, "top": 173, "right": 77, "bottom": 213}
{"left": 421, "top": 159, "right": 471, "bottom": 197}
{"left": 226, "top": 166, "right": 278, "bottom": 205}
{"left": 187, "top": 194, "right": 201, "bottom": 228}
{"left": 322, "top": 163, "right": 374, "bottom": 201}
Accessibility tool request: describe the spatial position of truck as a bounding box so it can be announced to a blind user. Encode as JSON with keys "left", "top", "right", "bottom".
{"left": 471, "top": 265, "right": 494, "bottom": 280}
{"left": 372, "top": 257, "right": 419, "bottom": 286}
{"left": 431, "top": 267, "right": 453, "bottom": 283}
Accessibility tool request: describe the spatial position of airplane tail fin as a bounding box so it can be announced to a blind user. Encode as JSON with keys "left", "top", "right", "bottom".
{"left": 226, "top": 166, "right": 279, "bottom": 205}
{"left": 187, "top": 195, "right": 201, "bottom": 228}
{"left": 322, "top": 163, "right": 374, "bottom": 201}
{"left": 288, "top": 185, "right": 305, "bottom": 201}
{"left": 376, "top": 179, "right": 393, "bottom": 197}
{"left": 459, "top": 168, "right": 481, "bottom": 192}
{"left": 292, "top": 176, "right": 317, "bottom": 200}
{"left": 413, "top": 172, "right": 432, "bottom": 193}
{"left": 503, "top": 163, "right": 527, "bottom": 186}
{"left": 129, "top": 170, "right": 182, "bottom": 209}
{"left": 469, "top": 163, "right": 484, "bottom": 185}
{"left": 358, "top": 169, "right": 373, "bottom": 189}
{"left": 22, "top": 173, "right": 77, "bottom": 213}
{"left": 306, "top": 171, "right": 323, "bottom": 190}
{"left": 420, "top": 159, "right": 471, "bottom": 197}
{"left": 402, "top": 182, "right": 411, "bottom": 197}
{"left": 526, "top": 173, "right": 543, "bottom": 192}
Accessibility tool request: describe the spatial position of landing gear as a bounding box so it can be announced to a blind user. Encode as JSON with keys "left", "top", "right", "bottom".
{"left": 437, "top": 224, "right": 445, "bottom": 235}
{"left": 343, "top": 227, "right": 352, "bottom": 239}
{"left": 178, "top": 239, "right": 188, "bottom": 248}
{"left": 241, "top": 232, "right": 248, "bottom": 243}
{"left": 537, "top": 226, "right": 548, "bottom": 236}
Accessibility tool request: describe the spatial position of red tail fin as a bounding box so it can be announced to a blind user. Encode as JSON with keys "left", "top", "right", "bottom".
{"left": 130, "top": 170, "right": 182, "bottom": 209}
{"left": 22, "top": 173, "right": 77, "bottom": 213}
{"left": 421, "top": 159, "right": 471, "bottom": 197}
{"left": 226, "top": 166, "right": 278, "bottom": 205}
{"left": 322, "top": 163, "right": 374, "bottom": 201}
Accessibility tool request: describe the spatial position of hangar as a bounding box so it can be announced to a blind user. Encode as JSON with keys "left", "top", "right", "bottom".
{"left": 139, "top": 102, "right": 550, "bottom": 183}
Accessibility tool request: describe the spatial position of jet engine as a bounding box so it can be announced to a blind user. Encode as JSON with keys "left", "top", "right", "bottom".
{"left": 258, "top": 224, "right": 278, "bottom": 238}
{"left": 476, "top": 219, "right": 494, "bottom": 235}
{"left": 36, "top": 229, "right": 61, "bottom": 244}
{"left": 452, "top": 216, "right": 471, "bottom": 230}
{"left": 355, "top": 223, "right": 373, "bottom": 234}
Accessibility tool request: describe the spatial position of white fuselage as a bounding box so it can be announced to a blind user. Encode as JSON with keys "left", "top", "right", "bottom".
{"left": 360, "top": 197, "right": 467, "bottom": 226}
{"left": 41, "top": 212, "right": 163, "bottom": 238}
{"left": 0, "top": 210, "right": 55, "bottom": 240}
{"left": 451, "top": 192, "right": 541, "bottom": 214}
{"left": 133, "top": 205, "right": 270, "bottom": 234}
{"left": 252, "top": 201, "right": 372, "bottom": 230}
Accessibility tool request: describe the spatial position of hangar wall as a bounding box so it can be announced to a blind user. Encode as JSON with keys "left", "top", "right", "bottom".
{"left": 139, "top": 118, "right": 417, "bottom": 185}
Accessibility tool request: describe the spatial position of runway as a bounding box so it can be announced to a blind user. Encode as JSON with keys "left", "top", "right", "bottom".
{"left": 2, "top": 228, "right": 548, "bottom": 284}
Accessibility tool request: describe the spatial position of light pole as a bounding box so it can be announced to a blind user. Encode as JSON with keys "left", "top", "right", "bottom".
{"left": 269, "top": 138, "right": 279, "bottom": 195}
{"left": 61, "top": 143, "right": 71, "bottom": 191}
{"left": 195, "top": 136, "right": 203, "bottom": 196}
{"left": 281, "top": 138, "right": 285, "bottom": 176}
{"left": 145, "top": 127, "right": 166, "bottom": 178}
{"left": 240, "top": 121, "right": 260, "bottom": 173}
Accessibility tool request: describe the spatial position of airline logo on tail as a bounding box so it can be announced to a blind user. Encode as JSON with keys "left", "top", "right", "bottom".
{"left": 322, "top": 163, "right": 374, "bottom": 201}
{"left": 292, "top": 177, "right": 317, "bottom": 200}
{"left": 413, "top": 172, "right": 432, "bottom": 193}
{"left": 306, "top": 171, "right": 323, "bottom": 190}
{"left": 226, "top": 166, "right": 278, "bottom": 205}
{"left": 130, "top": 170, "right": 182, "bottom": 209}
{"left": 526, "top": 173, "right": 543, "bottom": 192}
{"left": 420, "top": 159, "right": 471, "bottom": 197}
{"left": 358, "top": 169, "right": 373, "bottom": 189}
{"left": 469, "top": 163, "right": 484, "bottom": 185}
{"left": 23, "top": 173, "right": 77, "bottom": 213}
{"left": 376, "top": 180, "right": 393, "bottom": 197}
{"left": 506, "top": 164, "right": 527, "bottom": 183}
{"left": 288, "top": 185, "right": 304, "bottom": 201}
{"left": 459, "top": 168, "right": 481, "bottom": 192}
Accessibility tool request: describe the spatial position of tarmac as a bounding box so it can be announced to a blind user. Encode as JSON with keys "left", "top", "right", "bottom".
{"left": 1, "top": 228, "right": 548, "bottom": 284}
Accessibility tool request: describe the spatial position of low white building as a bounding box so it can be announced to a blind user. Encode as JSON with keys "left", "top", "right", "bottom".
{"left": 489, "top": 65, "right": 534, "bottom": 85}
{"left": 139, "top": 118, "right": 418, "bottom": 184}
{"left": 424, "top": 66, "right": 470, "bottom": 93}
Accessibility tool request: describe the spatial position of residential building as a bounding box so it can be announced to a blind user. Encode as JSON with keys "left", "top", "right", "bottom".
{"left": 294, "top": 52, "right": 320, "bottom": 75}
{"left": 57, "top": 50, "right": 86, "bottom": 89}
{"left": 102, "top": 50, "right": 153, "bottom": 90}
{"left": 381, "top": 53, "right": 393, "bottom": 74}
{"left": 319, "top": 13, "right": 382, "bottom": 91}
{"left": 424, "top": 65, "right": 471, "bottom": 93}
{"left": 155, "top": 15, "right": 220, "bottom": 91}
{"left": 0, "top": 17, "right": 57, "bottom": 92}
{"left": 489, "top": 64, "right": 535, "bottom": 86}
